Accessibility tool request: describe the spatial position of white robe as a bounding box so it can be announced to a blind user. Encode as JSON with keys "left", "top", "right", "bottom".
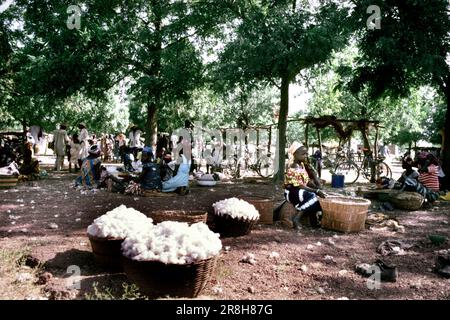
{"left": 79, "top": 128, "right": 90, "bottom": 159}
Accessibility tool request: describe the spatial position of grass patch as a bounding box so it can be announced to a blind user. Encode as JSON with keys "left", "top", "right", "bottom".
{"left": 85, "top": 282, "right": 147, "bottom": 300}
{"left": 0, "top": 248, "right": 44, "bottom": 299}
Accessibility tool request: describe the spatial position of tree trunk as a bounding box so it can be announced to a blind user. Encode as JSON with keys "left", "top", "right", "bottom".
{"left": 442, "top": 76, "right": 450, "bottom": 189}
{"left": 146, "top": 102, "right": 158, "bottom": 150}
{"left": 273, "top": 75, "right": 290, "bottom": 183}
{"left": 145, "top": 1, "right": 162, "bottom": 150}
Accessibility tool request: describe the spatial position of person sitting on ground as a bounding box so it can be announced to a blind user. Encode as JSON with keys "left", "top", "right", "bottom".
{"left": 19, "top": 142, "right": 40, "bottom": 178}
{"left": 418, "top": 153, "right": 440, "bottom": 192}
{"left": 136, "top": 146, "right": 162, "bottom": 192}
{"left": 162, "top": 153, "right": 190, "bottom": 195}
{"left": 75, "top": 144, "right": 102, "bottom": 188}
{"left": 397, "top": 156, "right": 419, "bottom": 186}
{"left": 284, "top": 145, "right": 326, "bottom": 229}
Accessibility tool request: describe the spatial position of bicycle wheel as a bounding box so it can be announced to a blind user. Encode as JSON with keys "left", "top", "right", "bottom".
{"left": 257, "top": 156, "right": 274, "bottom": 178}
{"left": 376, "top": 162, "right": 392, "bottom": 179}
{"left": 361, "top": 158, "right": 371, "bottom": 181}
{"left": 334, "top": 161, "right": 360, "bottom": 184}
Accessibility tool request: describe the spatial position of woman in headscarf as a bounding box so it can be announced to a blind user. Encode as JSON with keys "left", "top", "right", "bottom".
{"left": 284, "top": 145, "right": 326, "bottom": 229}
{"left": 76, "top": 144, "right": 102, "bottom": 188}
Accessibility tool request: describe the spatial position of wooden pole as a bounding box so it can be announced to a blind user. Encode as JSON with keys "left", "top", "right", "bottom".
{"left": 372, "top": 125, "right": 380, "bottom": 182}
{"left": 316, "top": 126, "right": 322, "bottom": 155}
{"left": 305, "top": 123, "right": 309, "bottom": 151}
{"left": 316, "top": 126, "right": 322, "bottom": 178}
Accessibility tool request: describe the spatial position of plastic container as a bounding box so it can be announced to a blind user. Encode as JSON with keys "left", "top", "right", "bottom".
{"left": 331, "top": 174, "right": 345, "bottom": 188}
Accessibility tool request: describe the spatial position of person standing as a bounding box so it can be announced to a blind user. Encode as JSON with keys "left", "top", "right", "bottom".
{"left": 128, "top": 125, "right": 143, "bottom": 160}
{"left": 69, "top": 134, "right": 82, "bottom": 172}
{"left": 78, "top": 123, "right": 90, "bottom": 163}
{"left": 53, "top": 124, "right": 69, "bottom": 171}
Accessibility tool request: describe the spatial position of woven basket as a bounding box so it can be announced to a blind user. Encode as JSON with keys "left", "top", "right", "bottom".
{"left": 150, "top": 210, "right": 207, "bottom": 225}
{"left": 238, "top": 196, "right": 274, "bottom": 225}
{"left": 0, "top": 174, "right": 18, "bottom": 189}
{"left": 318, "top": 196, "right": 371, "bottom": 233}
{"left": 121, "top": 255, "right": 218, "bottom": 298}
{"left": 88, "top": 234, "right": 125, "bottom": 271}
{"left": 213, "top": 210, "right": 258, "bottom": 237}
{"left": 388, "top": 191, "right": 424, "bottom": 210}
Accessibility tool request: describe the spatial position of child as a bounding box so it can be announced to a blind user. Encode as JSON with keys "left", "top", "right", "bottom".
{"left": 69, "top": 134, "right": 82, "bottom": 173}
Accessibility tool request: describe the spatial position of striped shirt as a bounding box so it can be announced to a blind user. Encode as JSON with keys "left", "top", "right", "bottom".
{"left": 418, "top": 164, "right": 440, "bottom": 192}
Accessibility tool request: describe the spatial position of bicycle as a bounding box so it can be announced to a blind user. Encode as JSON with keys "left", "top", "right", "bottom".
{"left": 334, "top": 149, "right": 392, "bottom": 184}
{"left": 227, "top": 146, "right": 275, "bottom": 178}
{"left": 360, "top": 151, "right": 392, "bottom": 181}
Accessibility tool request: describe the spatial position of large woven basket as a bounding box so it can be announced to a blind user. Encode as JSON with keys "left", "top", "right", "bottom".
{"left": 238, "top": 196, "right": 274, "bottom": 225}
{"left": 0, "top": 174, "right": 18, "bottom": 189}
{"left": 121, "top": 255, "right": 218, "bottom": 298}
{"left": 150, "top": 210, "right": 208, "bottom": 225}
{"left": 318, "top": 196, "right": 371, "bottom": 233}
{"left": 213, "top": 211, "right": 258, "bottom": 237}
{"left": 88, "top": 234, "right": 125, "bottom": 271}
{"left": 388, "top": 191, "right": 424, "bottom": 210}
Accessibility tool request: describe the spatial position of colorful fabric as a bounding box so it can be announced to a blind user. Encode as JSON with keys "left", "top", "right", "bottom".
{"left": 76, "top": 157, "right": 101, "bottom": 187}
{"left": 285, "top": 165, "right": 309, "bottom": 187}
{"left": 418, "top": 164, "right": 440, "bottom": 192}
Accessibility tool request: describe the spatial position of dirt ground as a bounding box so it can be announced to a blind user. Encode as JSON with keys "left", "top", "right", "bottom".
{"left": 0, "top": 167, "right": 449, "bottom": 300}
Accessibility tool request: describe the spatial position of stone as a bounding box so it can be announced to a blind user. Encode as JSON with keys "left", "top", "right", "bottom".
{"left": 299, "top": 265, "right": 308, "bottom": 272}
{"left": 316, "top": 287, "right": 325, "bottom": 294}
{"left": 212, "top": 286, "right": 223, "bottom": 295}
{"left": 23, "top": 254, "right": 41, "bottom": 268}
{"left": 36, "top": 272, "right": 53, "bottom": 285}
{"left": 248, "top": 286, "right": 256, "bottom": 294}
{"left": 16, "top": 272, "right": 33, "bottom": 283}
{"left": 48, "top": 223, "right": 58, "bottom": 229}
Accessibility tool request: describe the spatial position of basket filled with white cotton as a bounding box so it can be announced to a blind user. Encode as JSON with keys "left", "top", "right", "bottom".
{"left": 212, "top": 198, "right": 260, "bottom": 237}
{"left": 87, "top": 205, "right": 153, "bottom": 270}
{"left": 121, "top": 221, "right": 221, "bottom": 298}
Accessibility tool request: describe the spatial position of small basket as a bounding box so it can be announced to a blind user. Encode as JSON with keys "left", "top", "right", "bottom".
{"left": 0, "top": 174, "right": 18, "bottom": 189}
{"left": 88, "top": 234, "right": 125, "bottom": 271}
{"left": 388, "top": 191, "right": 424, "bottom": 210}
{"left": 121, "top": 255, "right": 218, "bottom": 298}
{"left": 150, "top": 210, "right": 208, "bottom": 225}
{"left": 213, "top": 211, "right": 258, "bottom": 237}
{"left": 238, "top": 196, "right": 274, "bottom": 225}
{"left": 318, "top": 196, "right": 371, "bottom": 233}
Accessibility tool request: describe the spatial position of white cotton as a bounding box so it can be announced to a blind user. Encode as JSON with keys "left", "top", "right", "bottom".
{"left": 121, "top": 221, "right": 222, "bottom": 264}
{"left": 212, "top": 198, "right": 260, "bottom": 221}
{"left": 87, "top": 205, "right": 153, "bottom": 239}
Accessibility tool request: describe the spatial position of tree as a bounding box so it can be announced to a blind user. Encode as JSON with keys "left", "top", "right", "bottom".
{"left": 348, "top": 0, "right": 450, "bottom": 182}
{"left": 8, "top": 0, "right": 223, "bottom": 148}
{"left": 213, "top": 0, "right": 351, "bottom": 181}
